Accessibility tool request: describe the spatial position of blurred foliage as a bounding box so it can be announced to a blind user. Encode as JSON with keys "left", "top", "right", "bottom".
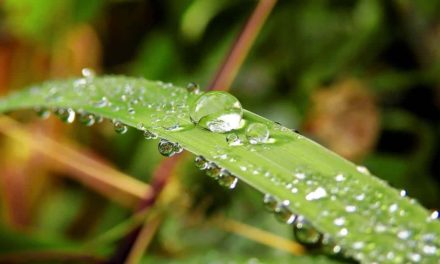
{"left": 0, "top": 0, "right": 440, "bottom": 263}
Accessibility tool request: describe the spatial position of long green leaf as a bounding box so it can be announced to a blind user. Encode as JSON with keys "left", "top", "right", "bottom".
{"left": 0, "top": 76, "right": 439, "bottom": 263}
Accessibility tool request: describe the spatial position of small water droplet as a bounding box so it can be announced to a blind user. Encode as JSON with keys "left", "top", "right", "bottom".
{"left": 218, "top": 169, "right": 238, "bottom": 189}
{"left": 128, "top": 108, "right": 136, "bottom": 115}
{"left": 305, "top": 187, "right": 327, "bottom": 201}
{"left": 189, "top": 91, "right": 243, "bottom": 133}
{"left": 335, "top": 173, "right": 346, "bottom": 182}
{"left": 226, "top": 133, "right": 242, "bottom": 146}
{"left": 143, "top": 130, "right": 158, "bottom": 140}
{"left": 422, "top": 245, "right": 437, "bottom": 255}
{"left": 113, "top": 121, "right": 128, "bottom": 134}
{"left": 194, "top": 156, "right": 208, "bottom": 170}
{"left": 55, "top": 108, "right": 75, "bottom": 123}
{"left": 430, "top": 210, "right": 439, "bottom": 220}
{"left": 356, "top": 165, "right": 370, "bottom": 175}
{"left": 400, "top": 189, "right": 407, "bottom": 197}
{"left": 246, "top": 123, "right": 270, "bottom": 144}
{"left": 345, "top": 205, "right": 357, "bottom": 213}
{"left": 79, "top": 112, "right": 95, "bottom": 126}
{"left": 206, "top": 162, "right": 221, "bottom": 178}
{"left": 274, "top": 200, "right": 296, "bottom": 224}
{"left": 333, "top": 217, "right": 346, "bottom": 226}
{"left": 263, "top": 194, "right": 277, "bottom": 212}
{"left": 294, "top": 216, "right": 322, "bottom": 245}
{"left": 35, "top": 107, "right": 50, "bottom": 119}
{"left": 186, "top": 82, "right": 201, "bottom": 94}
{"left": 81, "top": 68, "right": 96, "bottom": 79}
{"left": 158, "top": 139, "right": 177, "bottom": 157}
{"left": 94, "top": 97, "right": 109, "bottom": 108}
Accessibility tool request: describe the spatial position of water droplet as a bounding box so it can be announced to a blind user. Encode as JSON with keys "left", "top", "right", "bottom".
{"left": 356, "top": 165, "right": 370, "bottom": 175}
{"left": 400, "top": 189, "right": 407, "bottom": 197}
{"left": 79, "top": 112, "right": 95, "bottom": 126}
{"left": 263, "top": 194, "right": 277, "bottom": 212}
{"left": 206, "top": 162, "right": 221, "bottom": 178}
{"left": 407, "top": 252, "right": 421, "bottom": 262}
{"left": 158, "top": 139, "right": 177, "bottom": 157}
{"left": 305, "top": 187, "right": 327, "bottom": 201}
{"left": 55, "top": 108, "right": 75, "bottom": 123}
{"left": 81, "top": 68, "right": 96, "bottom": 79}
{"left": 246, "top": 123, "right": 270, "bottom": 144}
{"left": 35, "top": 107, "right": 50, "bottom": 119}
{"left": 345, "top": 205, "right": 357, "bottom": 213}
{"left": 186, "top": 82, "right": 201, "bottom": 94}
{"left": 430, "top": 210, "right": 439, "bottom": 220}
{"left": 333, "top": 217, "right": 346, "bottom": 226}
{"left": 397, "top": 229, "right": 411, "bottom": 240}
{"left": 422, "top": 245, "right": 437, "bottom": 255}
{"left": 113, "top": 121, "right": 128, "bottom": 134}
{"left": 274, "top": 200, "right": 296, "bottom": 224}
{"left": 128, "top": 108, "right": 135, "bottom": 115}
{"left": 143, "top": 130, "right": 158, "bottom": 140}
{"left": 194, "top": 156, "right": 208, "bottom": 170}
{"left": 94, "top": 96, "right": 109, "bottom": 108}
{"left": 335, "top": 173, "right": 346, "bottom": 182}
{"left": 294, "top": 216, "right": 322, "bottom": 245}
{"left": 189, "top": 91, "right": 243, "bottom": 133}
{"left": 218, "top": 169, "right": 238, "bottom": 189}
{"left": 226, "top": 133, "right": 242, "bottom": 146}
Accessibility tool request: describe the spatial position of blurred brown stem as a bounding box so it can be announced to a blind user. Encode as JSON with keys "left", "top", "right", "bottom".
{"left": 209, "top": 0, "right": 277, "bottom": 91}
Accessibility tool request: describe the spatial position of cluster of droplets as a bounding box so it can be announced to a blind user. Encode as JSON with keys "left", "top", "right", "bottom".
{"left": 194, "top": 156, "right": 238, "bottom": 189}
{"left": 29, "top": 75, "right": 440, "bottom": 263}
{"left": 263, "top": 194, "right": 327, "bottom": 249}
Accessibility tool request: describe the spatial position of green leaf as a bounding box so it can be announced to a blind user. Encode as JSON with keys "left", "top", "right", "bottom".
{"left": 0, "top": 76, "right": 439, "bottom": 263}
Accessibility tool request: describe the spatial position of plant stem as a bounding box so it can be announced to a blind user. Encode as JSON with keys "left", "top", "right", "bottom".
{"left": 208, "top": 0, "right": 277, "bottom": 90}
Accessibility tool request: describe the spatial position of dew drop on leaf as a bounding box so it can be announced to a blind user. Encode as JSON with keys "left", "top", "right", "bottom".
{"left": 158, "top": 139, "right": 177, "bottom": 157}
{"left": 217, "top": 169, "right": 238, "bottom": 189}
{"left": 79, "top": 112, "right": 95, "bottom": 126}
{"left": 226, "top": 133, "right": 242, "bottom": 146}
{"left": 186, "top": 82, "right": 201, "bottom": 94}
{"left": 274, "top": 200, "right": 296, "bottom": 224}
{"left": 55, "top": 108, "right": 75, "bottom": 123}
{"left": 34, "top": 107, "right": 50, "bottom": 119}
{"left": 194, "top": 156, "right": 208, "bottom": 170}
{"left": 206, "top": 162, "right": 221, "bottom": 178}
{"left": 263, "top": 194, "right": 277, "bottom": 212}
{"left": 294, "top": 216, "right": 322, "bottom": 246}
{"left": 113, "top": 121, "right": 128, "bottom": 134}
{"left": 246, "top": 123, "right": 270, "bottom": 144}
{"left": 189, "top": 91, "right": 243, "bottom": 133}
{"left": 143, "top": 130, "right": 158, "bottom": 140}
{"left": 81, "top": 68, "right": 96, "bottom": 79}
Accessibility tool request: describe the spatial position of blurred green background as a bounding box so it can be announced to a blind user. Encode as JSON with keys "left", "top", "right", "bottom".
{"left": 0, "top": 0, "right": 439, "bottom": 263}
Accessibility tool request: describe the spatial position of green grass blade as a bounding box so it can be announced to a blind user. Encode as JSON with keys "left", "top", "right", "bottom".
{"left": 0, "top": 76, "right": 439, "bottom": 263}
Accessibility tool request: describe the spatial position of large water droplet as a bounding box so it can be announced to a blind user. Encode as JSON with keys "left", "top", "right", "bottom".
{"left": 246, "top": 123, "right": 269, "bottom": 144}
{"left": 274, "top": 200, "right": 296, "bottom": 224}
{"left": 55, "top": 108, "right": 75, "bottom": 123}
{"left": 218, "top": 169, "right": 238, "bottom": 189}
{"left": 113, "top": 121, "right": 128, "bottom": 134}
{"left": 294, "top": 216, "right": 322, "bottom": 245}
{"left": 189, "top": 91, "right": 243, "bottom": 133}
